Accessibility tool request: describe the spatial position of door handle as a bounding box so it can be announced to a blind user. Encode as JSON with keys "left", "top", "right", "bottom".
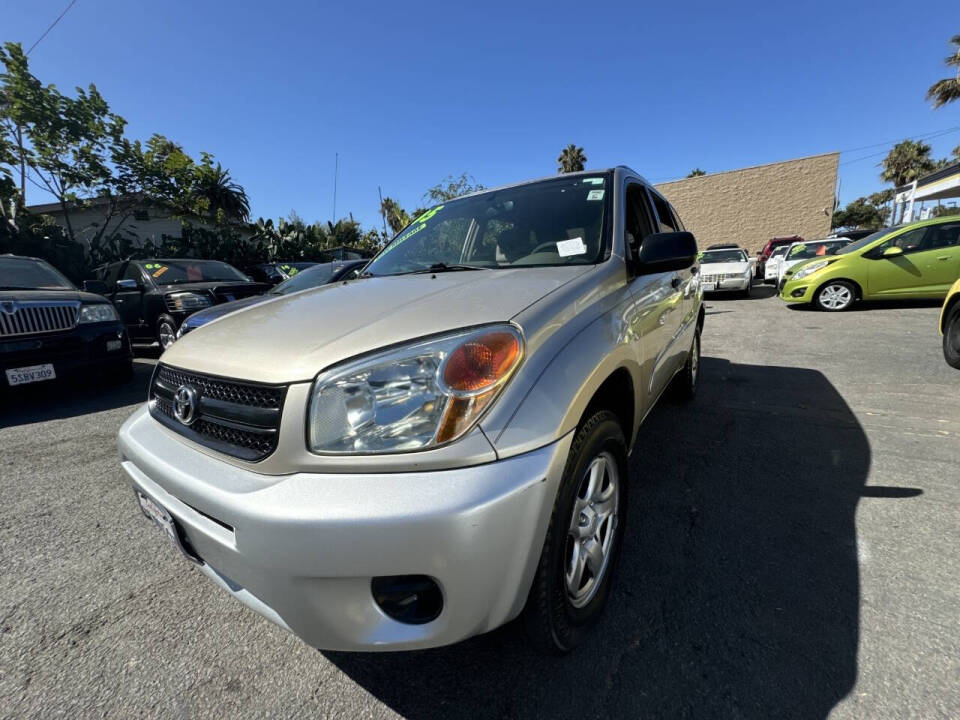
{"left": 937, "top": 256, "right": 949, "bottom": 261}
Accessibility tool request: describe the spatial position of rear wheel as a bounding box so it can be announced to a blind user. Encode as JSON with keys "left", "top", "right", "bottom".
{"left": 943, "top": 303, "right": 960, "bottom": 369}
{"left": 672, "top": 329, "right": 700, "bottom": 400}
{"left": 522, "top": 411, "right": 628, "bottom": 654}
{"left": 814, "top": 280, "right": 856, "bottom": 312}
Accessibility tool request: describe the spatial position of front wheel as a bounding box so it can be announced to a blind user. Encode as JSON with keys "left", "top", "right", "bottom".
{"left": 157, "top": 316, "right": 178, "bottom": 350}
{"left": 522, "top": 410, "right": 628, "bottom": 654}
{"left": 814, "top": 280, "right": 856, "bottom": 312}
{"left": 943, "top": 303, "right": 960, "bottom": 369}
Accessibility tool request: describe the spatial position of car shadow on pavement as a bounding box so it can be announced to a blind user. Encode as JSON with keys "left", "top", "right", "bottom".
{"left": 787, "top": 298, "right": 944, "bottom": 312}
{"left": 326, "top": 357, "right": 879, "bottom": 719}
{"left": 0, "top": 359, "right": 154, "bottom": 427}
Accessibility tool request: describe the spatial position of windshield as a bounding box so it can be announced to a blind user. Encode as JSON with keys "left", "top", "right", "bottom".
{"left": 143, "top": 260, "right": 249, "bottom": 284}
{"left": 835, "top": 227, "right": 899, "bottom": 255}
{"left": 786, "top": 240, "right": 849, "bottom": 260}
{"left": 271, "top": 263, "right": 339, "bottom": 294}
{"left": 770, "top": 246, "right": 789, "bottom": 258}
{"left": 701, "top": 250, "right": 747, "bottom": 264}
{"left": 0, "top": 258, "right": 75, "bottom": 290}
{"left": 364, "top": 174, "right": 611, "bottom": 276}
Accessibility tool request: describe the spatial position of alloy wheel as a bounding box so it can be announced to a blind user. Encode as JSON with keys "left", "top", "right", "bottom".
{"left": 564, "top": 451, "right": 620, "bottom": 608}
{"left": 159, "top": 322, "right": 176, "bottom": 349}
{"left": 819, "top": 283, "right": 853, "bottom": 310}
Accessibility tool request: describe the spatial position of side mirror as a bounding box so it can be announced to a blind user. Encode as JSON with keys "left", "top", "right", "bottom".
{"left": 116, "top": 278, "right": 140, "bottom": 290}
{"left": 882, "top": 246, "right": 903, "bottom": 257}
{"left": 82, "top": 280, "right": 109, "bottom": 295}
{"left": 636, "top": 231, "right": 698, "bottom": 275}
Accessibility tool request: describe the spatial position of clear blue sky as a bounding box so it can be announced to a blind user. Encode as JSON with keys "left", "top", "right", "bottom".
{"left": 7, "top": 0, "right": 960, "bottom": 230}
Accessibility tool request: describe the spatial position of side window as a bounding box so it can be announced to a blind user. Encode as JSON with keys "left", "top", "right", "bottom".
{"left": 101, "top": 264, "right": 121, "bottom": 289}
{"left": 624, "top": 183, "right": 655, "bottom": 260}
{"left": 921, "top": 222, "right": 960, "bottom": 250}
{"left": 122, "top": 264, "right": 143, "bottom": 284}
{"left": 873, "top": 227, "right": 928, "bottom": 256}
{"left": 648, "top": 191, "right": 678, "bottom": 233}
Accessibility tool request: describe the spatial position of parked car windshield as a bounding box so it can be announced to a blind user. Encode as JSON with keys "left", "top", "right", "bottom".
{"left": 364, "top": 174, "right": 611, "bottom": 276}
{"left": 787, "top": 240, "right": 849, "bottom": 260}
{"left": 270, "top": 262, "right": 341, "bottom": 294}
{"left": 834, "top": 227, "right": 899, "bottom": 255}
{"left": 701, "top": 250, "right": 747, "bottom": 263}
{"left": 142, "top": 260, "right": 250, "bottom": 284}
{"left": 0, "top": 258, "right": 75, "bottom": 290}
{"left": 770, "top": 245, "right": 790, "bottom": 258}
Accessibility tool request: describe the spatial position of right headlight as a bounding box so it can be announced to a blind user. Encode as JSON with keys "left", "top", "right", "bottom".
{"left": 793, "top": 260, "right": 832, "bottom": 280}
{"left": 307, "top": 325, "right": 523, "bottom": 454}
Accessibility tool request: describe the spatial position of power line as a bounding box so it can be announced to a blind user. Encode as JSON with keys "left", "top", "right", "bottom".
{"left": 26, "top": 0, "right": 78, "bottom": 55}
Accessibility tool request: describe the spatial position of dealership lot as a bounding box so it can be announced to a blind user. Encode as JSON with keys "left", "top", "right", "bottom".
{"left": 1, "top": 289, "right": 957, "bottom": 719}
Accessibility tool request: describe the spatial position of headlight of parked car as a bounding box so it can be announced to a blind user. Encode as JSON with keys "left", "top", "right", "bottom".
{"left": 308, "top": 325, "right": 523, "bottom": 454}
{"left": 165, "top": 292, "right": 213, "bottom": 311}
{"left": 793, "top": 260, "right": 832, "bottom": 280}
{"left": 78, "top": 303, "right": 119, "bottom": 324}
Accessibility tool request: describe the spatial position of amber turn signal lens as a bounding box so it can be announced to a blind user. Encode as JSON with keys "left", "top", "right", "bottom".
{"left": 442, "top": 330, "right": 521, "bottom": 393}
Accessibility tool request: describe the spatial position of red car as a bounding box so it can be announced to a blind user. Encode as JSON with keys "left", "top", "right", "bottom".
{"left": 756, "top": 235, "right": 803, "bottom": 278}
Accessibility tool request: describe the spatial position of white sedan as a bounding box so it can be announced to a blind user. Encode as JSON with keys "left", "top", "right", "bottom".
{"left": 699, "top": 248, "right": 753, "bottom": 297}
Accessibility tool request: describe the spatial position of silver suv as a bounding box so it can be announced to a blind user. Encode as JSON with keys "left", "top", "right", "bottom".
{"left": 119, "top": 167, "right": 704, "bottom": 653}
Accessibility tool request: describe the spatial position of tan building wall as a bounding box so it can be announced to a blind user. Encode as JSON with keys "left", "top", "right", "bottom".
{"left": 654, "top": 152, "right": 839, "bottom": 253}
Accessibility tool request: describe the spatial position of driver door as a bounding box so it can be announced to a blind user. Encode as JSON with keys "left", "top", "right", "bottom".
{"left": 112, "top": 262, "right": 148, "bottom": 337}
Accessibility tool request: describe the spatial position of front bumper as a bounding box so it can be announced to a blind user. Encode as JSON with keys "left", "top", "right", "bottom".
{"left": 118, "top": 406, "right": 573, "bottom": 651}
{"left": 779, "top": 279, "right": 816, "bottom": 303}
{"left": 704, "top": 276, "right": 751, "bottom": 292}
{"left": 1, "top": 322, "right": 131, "bottom": 381}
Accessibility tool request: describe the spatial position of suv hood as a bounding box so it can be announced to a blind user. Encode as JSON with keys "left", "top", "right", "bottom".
{"left": 162, "top": 265, "right": 592, "bottom": 383}
{"left": 0, "top": 289, "right": 109, "bottom": 304}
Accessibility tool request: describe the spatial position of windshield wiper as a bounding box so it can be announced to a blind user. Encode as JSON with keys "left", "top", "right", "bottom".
{"left": 408, "top": 263, "right": 491, "bottom": 275}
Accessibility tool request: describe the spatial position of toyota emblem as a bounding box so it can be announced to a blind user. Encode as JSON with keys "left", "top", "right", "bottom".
{"left": 172, "top": 385, "right": 199, "bottom": 426}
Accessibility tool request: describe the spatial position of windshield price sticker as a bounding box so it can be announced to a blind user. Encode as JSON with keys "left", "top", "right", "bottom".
{"left": 587, "top": 189, "right": 604, "bottom": 201}
{"left": 381, "top": 205, "right": 445, "bottom": 257}
{"left": 557, "top": 237, "right": 587, "bottom": 257}
{"left": 584, "top": 178, "right": 605, "bottom": 185}
{"left": 152, "top": 266, "right": 168, "bottom": 278}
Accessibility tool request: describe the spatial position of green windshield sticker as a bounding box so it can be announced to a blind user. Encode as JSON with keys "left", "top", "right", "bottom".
{"left": 380, "top": 204, "right": 445, "bottom": 257}
{"left": 144, "top": 263, "right": 156, "bottom": 269}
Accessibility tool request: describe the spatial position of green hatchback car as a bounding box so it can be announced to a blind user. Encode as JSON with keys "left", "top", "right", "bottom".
{"left": 779, "top": 216, "right": 960, "bottom": 311}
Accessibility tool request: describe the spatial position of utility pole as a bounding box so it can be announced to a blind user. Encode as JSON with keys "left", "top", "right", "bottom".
{"left": 332, "top": 152, "right": 338, "bottom": 222}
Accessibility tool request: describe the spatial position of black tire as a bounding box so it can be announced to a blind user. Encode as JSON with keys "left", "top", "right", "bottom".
{"left": 943, "top": 302, "right": 960, "bottom": 369}
{"left": 522, "top": 410, "right": 628, "bottom": 654}
{"left": 814, "top": 280, "right": 856, "bottom": 312}
{"left": 671, "top": 329, "right": 701, "bottom": 400}
{"left": 743, "top": 282, "right": 752, "bottom": 299}
{"left": 157, "top": 315, "right": 178, "bottom": 350}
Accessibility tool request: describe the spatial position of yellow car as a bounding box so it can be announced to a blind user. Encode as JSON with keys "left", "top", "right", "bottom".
{"left": 779, "top": 215, "right": 960, "bottom": 311}
{"left": 941, "top": 277, "right": 960, "bottom": 369}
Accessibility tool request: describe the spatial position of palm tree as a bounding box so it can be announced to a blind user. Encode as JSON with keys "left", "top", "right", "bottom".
{"left": 557, "top": 144, "right": 587, "bottom": 173}
{"left": 687, "top": 168, "right": 706, "bottom": 177}
{"left": 880, "top": 140, "right": 937, "bottom": 187}
{"left": 194, "top": 164, "right": 250, "bottom": 223}
{"left": 927, "top": 34, "right": 960, "bottom": 108}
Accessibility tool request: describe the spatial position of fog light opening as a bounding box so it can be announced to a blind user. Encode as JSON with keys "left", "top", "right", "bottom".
{"left": 791, "top": 287, "right": 806, "bottom": 298}
{"left": 372, "top": 575, "right": 443, "bottom": 625}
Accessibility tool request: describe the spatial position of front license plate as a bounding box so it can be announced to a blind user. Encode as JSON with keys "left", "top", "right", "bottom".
{"left": 5, "top": 363, "right": 56, "bottom": 386}
{"left": 702, "top": 282, "right": 716, "bottom": 292}
{"left": 137, "top": 491, "right": 177, "bottom": 542}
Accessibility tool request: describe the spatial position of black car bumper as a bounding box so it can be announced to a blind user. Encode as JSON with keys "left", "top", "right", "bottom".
{"left": 1, "top": 322, "right": 132, "bottom": 387}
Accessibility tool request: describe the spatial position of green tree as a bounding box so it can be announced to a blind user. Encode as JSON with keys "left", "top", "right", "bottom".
{"left": 686, "top": 168, "right": 706, "bottom": 177}
{"left": 926, "top": 33, "right": 960, "bottom": 109}
{"left": 379, "top": 196, "right": 412, "bottom": 234}
{"left": 881, "top": 140, "right": 937, "bottom": 187}
{"left": 557, "top": 144, "right": 587, "bottom": 173}
{"left": 192, "top": 159, "right": 250, "bottom": 223}
{"left": 832, "top": 196, "right": 890, "bottom": 229}
{"left": 422, "top": 172, "right": 484, "bottom": 203}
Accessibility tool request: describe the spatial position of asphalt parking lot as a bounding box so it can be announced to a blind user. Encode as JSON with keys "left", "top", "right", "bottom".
{"left": 1, "top": 287, "right": 957, "bottom": 719}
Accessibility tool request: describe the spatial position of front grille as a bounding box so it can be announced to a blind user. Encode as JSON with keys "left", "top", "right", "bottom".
{"left": 0, "top": 301, "right": 80, "bottom": 337}
{"left": 700, "top": 274, "right": 719, "bottom": 284}
{"left": 149, "top": 364, "right": 286, "bottom": 461}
